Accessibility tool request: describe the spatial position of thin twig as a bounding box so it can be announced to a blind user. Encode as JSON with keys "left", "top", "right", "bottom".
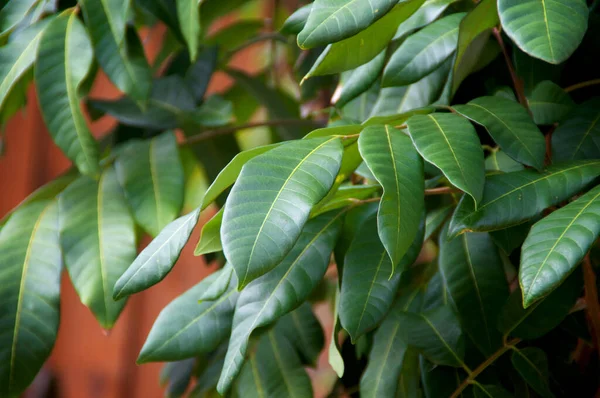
{"left": 492, "top": 28, "right": 529, "bottom": 110}
{"left": 564, "top": 79, "right": 600, "bottom": 93}
{"left": 583, "top": 254, "right": 600, "bottom": 357}
{"left": 425, "top": 187, "right": 460, "bottom": 196}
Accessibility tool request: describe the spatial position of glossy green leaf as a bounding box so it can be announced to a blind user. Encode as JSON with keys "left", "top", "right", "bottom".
{"left": 0, "top": 0, "right": 40, "bottom": 38}
{"left": 194, "top": 208, "right": 223, "bottom": 256}
{"left": 312, "top": 184, "right": 380, "bottom": 216}
{"left": 425, "top": 205, "right": 453, "bottom": 241}
{"left": 80, "top": 0, "right": 151, "bottom": 102}
{"left": 439, "top": 228, "right": 509, "bottom": 355}
{"left": 528, "top": 81, "right": 574, "bottom": 125}
{"left": 485, "top": 150, "right": 525, "bottom": 173}
{"left": 406, "top": 113, "right": 485, "bottom": 204}
{"left": 221, "top": 137, "right": 343, "bottom": 289}
{"left": 498, "top": 0, "right": 588, "bottom": 64}
{"left": 383, "top": 13, "right": 464, "bottom": 87}
{"left": 138, "top": 269, "right": 238, "bottom": 363}
{"left": 449, "top": 161, "right": 600, "bottom": 237}
{"left": 281, "top": 4, "right": 312, "bottom": 35}
{"left": 363, "top": 106, "right": 434, "bottom": 127}
{"left": 454, "top": 96, "right": 546, "bottom": 170}
{"left": 177, "top": 0, "right": 200, "bottom": 61}
{"left": 329, "top": 287, "right": 345, "bottom": 378}
{"left": 335, "top": 50, "right": 386, "bottom": 108}
{"left": 35, "top": 11, "right": 99, "bottom": 177}
{"left": 512, "top": 47, "right": 561, "bottom": 95}
{"left": 59, "top": 170, "right": 136, "bottom": 328}
{"left": 199, "top": 265, "right": 233, "bottom": 302}
{"left": 511, "top": 348, "right": 554, "bottom": 398}
{"left": 490, "top": 221, "right": 533, "bottom": 255}
{"left": 552, "top": 98, "right": 600, "bottom": 162}
{"left": 115, "top": 131, "right": 185, "bottom": 237}
{"left": 113, "top": 208, "right": 200, "bottom": 300}
{"left": 358, "top": 125, "right": 424, "bottom": 268}
{"left": 0, "top": 200, "right": 61, "bottom": 397}
{"left": 520, "top": 185, "right": 600, "bottom": 307}
{"left": 274, "top": 303, "right": 325, "bottom": 366}
{"left": 394, "top": 0, "right": 459, "bottom": 40}
{"left": 397, "top": 305, "right": 465, "bottom": 367}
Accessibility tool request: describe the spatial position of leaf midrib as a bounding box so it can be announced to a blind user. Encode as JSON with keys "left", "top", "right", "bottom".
{"left": 299, "top": 0, "right": 369, "bottom": 47}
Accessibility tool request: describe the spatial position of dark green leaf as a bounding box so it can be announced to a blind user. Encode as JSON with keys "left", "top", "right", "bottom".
{"left": 425, "top": 205, "right": 453, "bottom": 241}
{"left": 194, "top": 208, "right": 223, "bottom": 256}
{"left": 199, "top": 264, "right": 233, "bottom": 302}
{"left": 420, "top": 356, "right": 467, "bottom": 398}
{"left": 552, "top": 98, "right": 600, "bottom": 162}
{"left": 275, "top": 303, "right": 325, "bottom": 366}
{"left": 511, "top": 347, "right": 554, "bottom": 398}
{"left": 335, "top": 50, "right": 386, "bottom": 108}
{"left": 490, "top": 221, "right": 533, "bottom": 255}
{"left": 474, "top": 384, "right": 513, "bottom": 398}
{"left": 185, "top": 46, "right": 217, "bottom": 102}
{"left": 281, "top": 4, "right": 311, "bottom": 35}
{"left": 528, "top": 81, "right": 574, "bottom": 125}
{"left": 160, "top": 359, "right": 195, "bottom": 398}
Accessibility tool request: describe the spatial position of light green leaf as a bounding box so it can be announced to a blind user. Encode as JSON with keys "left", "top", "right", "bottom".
{"left": 0, "top": 200, "right": 61, "bottom": 397}
{"left": 115, "top": 131, "right": 185, "bottom": 237}
{"left": 0, "top": 0, "right": 39, "bottom": 38}
{"left": 511, "top": 348, "right": 554, "bottom": 398}
{"left": 35, "top": 11, "right": 99, "bottom": 176}
{"left": 199, "top": 264, "right": 233, "bottom": 302}
{"left": 449, "top": 160, "right": 600, "bottom": 237}
{"left": 80, "top": 0, "right": 151, "bottom": 102}
{"left": 138, "top": 269, "right": 238, "bottom": 363}
{"left": 528, "top": 81, "right": 574, "bottom": 125}
{"left": 439, "top": 227, "right": 509, "bottom": 355}
{"left": 217, "top": 210, "right": 343, "bottom": 393}
{"left": 311, "top": 184, "right": 380, "bottom": 217}
{"left": 520, "top": 185, "right": 600, "bottom": 307}
{"left": 383, "top": 13, "right": 464, "bottom": 87}
{"left": 498, "top": 0, "right": 588, "bottom": 64}
{"left": 194, "top": 208, "right": 223, "bottom": 256}
{"left": 329, "top": 287, "right": 345, "bottom": 378}
{"left": 358, "top": 125, "right": 424, "bottom": 269}
{"left": 454, "top": 96, "right": 546, "bottom": 170}
{"left": 406, "top": 113, "right": 485, "bottom": 204}
{"left": 281, "top": 4, "right": 312, "bottom": 35}
{"left": 221, "top": 137, "right": 343, "bottom": 289}
{"left": 297, "top": 0, "right": 397, "bottom": 49}
{"left": 363, "top": 106, "right": 434, "bottom": 127}
{"left": 552, "top": 98, "right": 600, "bottom": 162}
{"left": 394, "top": 0, "right": 459, "bottom": 40}
{"left": 335, "top": 50, "right": 386, "bottom": 108}
{"left": 59, "top": 170, "right": 137, "bottom": 328}
{"left": 113, "top": 208, "right": 200, "bottom": 300}
{"left": 177, "top": 0, "right": 200, "bottom": 61}
{"left": 485, "top": 150, "right": 525, "bottom": 173}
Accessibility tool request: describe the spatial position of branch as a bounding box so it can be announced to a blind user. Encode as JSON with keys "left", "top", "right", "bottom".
{"left": 492, "top": 28, "right": 529, "bottom": 110}
{"left": 425, "top": 186, "right": 461, "bottom": 196}
{"left": 564, "top": 79, "right": 600, "bottom": 93}
{"left": 583, "top": 254, "right": 600, "bottom": 356}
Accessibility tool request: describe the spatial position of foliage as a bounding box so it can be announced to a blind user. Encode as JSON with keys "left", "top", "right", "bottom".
{"left": 1, "top": 0, "right": 600, "bottom": 397}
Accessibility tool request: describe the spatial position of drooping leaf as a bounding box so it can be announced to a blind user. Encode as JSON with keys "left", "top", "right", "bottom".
{"left": 528, "top": 81, "right": 574, "bottom": 125}
{"left": 177, "top": 0, "right": 200, "bottom": 61}
{"left": 136, "top": 0, "right": 183, "bottom": 41}
{"left": 221, "top": 137, "right": 343, "bottom": 289}
{"left": 383, "top": 13, "right": 464, "bottom": 87}
{"left": 511, "top": 348, "right": 554, "bottom": 398}
{"left": 184, "top": 46, "right": 217, "bottom": 102}
{"left": 335, "top": 50, "right": 386, "bottom": 108}
{"left": 0, "top": 0, "right": 40, "bottom": 38}
{"left": 454, "top": 96, "right": 546, "bottom": 170}
{"left": 115, "top": 131, "right": 185, "bottom": 237}
{"left": 358, "top": 125, "right": 424, "bottom": 268}
{"left": 329, "top": 287, "right": 345, "bottom": 378}
{"left": 394, "top": 0, "right": 459, "bottom": 40}
{"left": 35, "top": 11, "right": 99, "bottom": 176}
{"left": 138, "top": 269, "right": 238, "bottom": 363}
{"left": 439, "top": 227, "right": 509, "bottom": 355}
{"left": 217, "top": 210, "right": 343, "bottom": 392}
{"left": 194, "top": 208, "right": 223, "bottom": 256}
{"left": 281, "top": 3, "right": 312, "bottom": 35}
{"left": 406, "top": 113, "right": 485, "bottom": 205}
{"left": 520, "top": 185, "right": 600, "bottom": 307}
{"left": 552, "top": 98, "right": 600, "bottom": 162}
{"left": 160, "top": 359, "right": 195, "bottom": 398}
{"left": 59, "top": 170, "right": 137, "bottom": 328}
{"left": 498, "top": 0, "right": 588, "bottom": 64}
{"left": 0, "top": 200, "right": 61, "bottom": 398}
{"left": 113, "top": 208, "right": 200, "bottom": 300}
{"left": 448, "top": 161, "right": 600, "bottom": 237}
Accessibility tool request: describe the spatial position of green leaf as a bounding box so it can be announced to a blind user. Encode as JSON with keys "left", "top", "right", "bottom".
{"left": 194, "top": 208, "right": 223, "bottom": 256}
{"left": 185, "top": 46, "right": 217, "bottom": 102}
{"left": 490, "top": 221, "right": 533, "bottom": 255}
{"left": 420, "top": 357, "right": 466, "bottom": 398}
{"left": 520, "top": 185, "right": 600, "bottom": 307}
{"left": 383, "top": 13, "right": 464, "bottom": 87}
{"left": 177, "top": 0, "right": 200, "bottom": 61}
{"left": 221, "top": 137, "right": 343, "bottom": 289}
{"left": 363, "top": 106, "right": 434, "bottom": 127}
{"left": 512, "top": 47, "right": 561, "bottom": 95}
{"left": 199, "top": 264, "right": 234, "bottom": 302}
{"left": 297, "top": 0, "right": 397, "bottom": 49}
{"left": 449, "top": 161, "right": 600, "bottom": 237}
{"left": 312, "top": 184, "right": 380, "bottom": 217}
{"left": 528, "top": 81, "right": 574, "bottom": 125}
{"left": 206, "top": 20, "right": 263, "bottom": 53}
{"left": 274, "top": 303, "right": 325, "bottom": 366}
{"left": 485, "top": 150, "right": 525, "bottom": 173}
{"left": 0, "top": 0, "right": 39, "bottom": 38}
{"left": 136, "top": 0, "right": 183, "bottom": 42}
{"left": 113, "top": 208, "right": 200, "bottom": 300}
{"left": 358, "top": 125, "right": 424, "bottom": 268}
{"left": 80, "top": 0, "right": 151, "bottom": 102}
{"left": 439, "top": 228, "right": 509, "bottom": 355}
{"left": 394, "top": 0, "right": 459, "bottom": 40}
{"left": 454, "top": 96, "right": 546, "bottom": 170}
{"left": 329, "top": 287, "right": 345, "bottom": 378}
{"left": 397, "top": 305, "right": 465, "bottom": 367}
{"left": 511, "top": 348, "right": 554, "bottom": 398}
{"left": 552, "top": 98, "right": 600, "bottom": 162}
{"left": 406, "top": 113, "right": 485, "bottom": 204}
{"left": 217, "top": 210, "right": 343, "bottom": 393}
{"left": 425, "top": 205, "right": 453, "bottom": 241}
{"left": 498, "top": 0, "right": 588, "bottom": 64}
{"left": 138, "top": 269, "right": 238, "bottom": 363}
{"left": 0, "top": 200, "right": 61, "bottom": 397}
{"left": 35, "top": 11, "right": 99, "bottom": 177}
{"left": 335, "top": 50, "right": 386, "bottom": 108}
{"left": 474, "top": 384, "right": 513, "bottom": 398}
{"left": 115, "top": 131, "right": 185, "bottom": 237}
{"left": 304, "top": 0, "right": 425, "bottom": 77}
{"left": 281, "top": 3, "right": 311, "bottom": 35}
{"left": 396, "top": 347, "right": 421, "bottom": 398}
{"left": 498, "top": 268, "right": 582, "bottom": 340}
{"left": 160, "top": 359, "right": 195, "bottom": 398}
{"left": 59, "top": 170, "right": 137, "bottom": 328}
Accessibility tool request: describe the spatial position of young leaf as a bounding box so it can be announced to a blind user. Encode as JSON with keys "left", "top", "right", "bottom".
{"left": 406, "top": 113, "right": 485, "bottom": 205}
{"left": 520, "top": 185, "right": 600, "bottom": 307}
{"left": 113, "top": 208, "right": 201, "bottom": 300}
{"left": 511, "top": 347, "right": 554, "bottom": 398}
{"left": 383, "top": 13, "right": 464, "bottom": 86}
{"left": 297, "top": 0, "right": 397, "bottom": 49}
{"left": 217, "top": 210, "right": 343, "bottom": 393}
{"left": 221, "top": 137, "right": 343, "bottom": 289}
{"left": 177, "top": 0, "right": 201, "bottom": 61}
{"left": 138, "top": 269, "right": 238, "bottom": 363}
{"left": 528, "top": 81, "right": 574, "bottom": 125}
{"left": 194, "top": 208, "right": 223, "bottom": 256}
{"left": 498, "top": 0, "right": 588, "bottom": 64}
{"left": 59, "top": 170, "right": 137, "bottom": 328}
{"left": 552, "top": 98, "right": 600, "bottom": 162}
{"left": 358, "top": 125, "right": 424, "bottom": 269}
{"left": 0, "top": 201, "right": 61, "bottom": 398}
{"left": 115, "top": 131, "right": 185, "bottom": 237}
{"left": 454, "top": 96, "right": 546, "bottom": 170}
{"left": 449, "top": 161, "right": 600, "bottom": 237}
{"left": 35, "top": 11, "right": 99, "bottom": 176}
